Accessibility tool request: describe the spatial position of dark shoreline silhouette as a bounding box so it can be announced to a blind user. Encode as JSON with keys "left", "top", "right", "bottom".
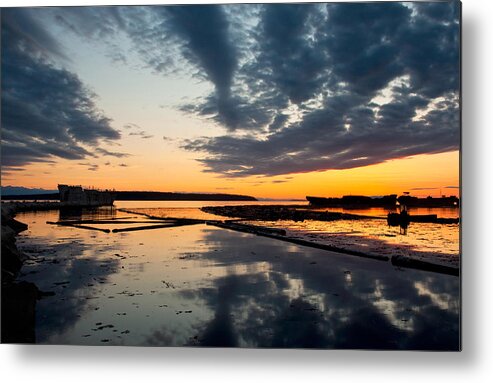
{"left": 1, "top": 191, "right": 257, "bottom": 202}
{"left": 201, "top": 205, "right": 459, "bottom": 224}
{"left": 307, "top": 194, "right": 459, "bottom": 208}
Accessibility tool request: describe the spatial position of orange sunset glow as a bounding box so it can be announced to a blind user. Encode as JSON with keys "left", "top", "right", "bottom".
{"left": 0, "top": 2, "right": 461, "bottom": 352}
{"left": 1, "top": 3, "right": 459, "bottom": 201}
{"left": 4, "top": 151, "right": 459, "bottom": 199}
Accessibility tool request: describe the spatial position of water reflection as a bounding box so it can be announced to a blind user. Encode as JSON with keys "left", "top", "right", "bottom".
{"left": 58, "top": 206, "right": 117, "bottom": 221}
{"left": 307, "top": 206, "right": 460, "bottom": 219}
{"left": 16, "top": 210, "right": 459, "bottom": 349}
{"left": 17, "top": 210, "right": 124, "bottom": 343}
{"left": 127, "top": 204, "right": 459, "bottom": 266}
{"left": 180, "top": 228, "right": 460, "bottom": 349}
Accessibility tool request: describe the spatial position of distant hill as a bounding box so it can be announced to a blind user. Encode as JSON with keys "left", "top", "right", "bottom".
{"left": 1, "top": 189, "right": 257, "bottom": 202}
{"left": 1, "top": 186, "right": 58, "bottom": 195}
{"left": 1, "top": 192, "right": 59, "bottom": 201}
{"left": 115, "top": 191, "right": 257, "bottom": 201}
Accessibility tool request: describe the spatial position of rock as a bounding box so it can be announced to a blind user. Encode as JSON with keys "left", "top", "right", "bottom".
{"left": 1, "top": 204, "right": 28, "bottom": 234}
{"left": 1, "top": 281, "right": 39, "bottom": 343}
{"left": 1, "top": 206, "right": 29, "bottom": 281}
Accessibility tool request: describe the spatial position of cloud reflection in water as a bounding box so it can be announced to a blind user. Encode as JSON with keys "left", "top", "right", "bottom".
{"left": 173, "top": 228, "right": 459, "bottom": 349}
{"left": 16, "top": 212, "right": 459, "bottom": 349}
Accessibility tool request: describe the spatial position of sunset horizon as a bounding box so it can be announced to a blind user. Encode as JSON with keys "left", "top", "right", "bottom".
{"left": 1, "top": 3, "right": 459, "bottom": 200}
{"left": 3, "top": 148, "right": 460, "bottom": 199}
{"left": 3, "top": 149, "right": 460, "bottom": 200}
{"left": 1, "top": 1, "right": 461, "bottom": 351}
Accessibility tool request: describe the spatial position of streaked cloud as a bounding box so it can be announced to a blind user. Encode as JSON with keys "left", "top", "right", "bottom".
{"left": 124, "top": 123, "right": 154, "bottom": 139}
{"left": 180, "top": 2, "right": 460, "bottom": 177}
{"left": 2, "top": 3, "right": 460, "bottom": 178}
{"left": 1, "top": 8, "right": 121, "bottom": 171}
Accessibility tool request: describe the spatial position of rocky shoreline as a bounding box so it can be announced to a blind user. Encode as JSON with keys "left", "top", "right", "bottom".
{"left": 202, "top": 205, "right": 378, "bottom": 222}
{"left": 1, "top": 203, "right": 46, "bottom": 343}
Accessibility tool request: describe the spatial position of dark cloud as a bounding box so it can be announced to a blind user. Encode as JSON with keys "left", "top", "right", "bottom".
{"left": 52, "top": 6, "right": 129, "bottom": 65}
{"left": 124, "top": 123, "right": 154, "bottom": 139}
{"left": 164, "top": 5, "right": 249, "bottom": 130}
{"left": 53, "top": 5, "right": 244, "bottom": 129}
{"left": 78, "top": 162, "right": 99, "bottom": 171}
{"left": 256, "top": 4, "right": 328, "bottom": 104}
{"left": 5, "top": 3, "right": 460, "bottom": 178}
{"left": 95, "top": 148, "right": 131, "bottom": 158}
{"left": 181, "top": 2, "right": 460, "bottom": 177}
{"left": 53, "top": 6, "right": 125, "bottom": 40}
{"left": 414, "top": 1, "right": 460, "bottom": 24}
{"left": 2, "top": 7, "right": 68, "bottom": 60}
{"left": 128, "top": 131, "right": 153, "bottom": 139}
{"left": 324, "top": 2, "right": 410, "bottom": 97}
{"left": 177, "top": 4, "right": 328, "bottom": 130}
{"left": 1, "top": 8, "right": 121, "bottom": 172}
{"left": 165, "top": 6, "right": 237, "bottom": 98}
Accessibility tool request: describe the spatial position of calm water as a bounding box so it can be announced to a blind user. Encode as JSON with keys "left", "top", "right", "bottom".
{"left": 118, "top": 201, "right": 460, "bottom": 268}
{"left": 15, "top": 208, "right": 460, "bottom": 349}
{"left": 306, "top": 206, "right": 460, "bottom": 219}
{"left": 115, "top": 200, "right": 305, "bottom": 209}
{"left": 115, "top": 200, "right": 305, "bottom": 220}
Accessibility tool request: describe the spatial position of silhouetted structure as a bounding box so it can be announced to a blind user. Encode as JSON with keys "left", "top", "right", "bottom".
{"left": 397, "top": 195, "right": 459, "bottom": 207}
{"left": 387, "top": 210, "right": 410, "bottom": 234}
{"left": 58, "top": 184, "right": 116, "bottom": 207}
{"left": 307, "top": 194, "right": 459, "bottom": 208}
{"left": 307, "top": 194, "right": 397, "bottom": 207}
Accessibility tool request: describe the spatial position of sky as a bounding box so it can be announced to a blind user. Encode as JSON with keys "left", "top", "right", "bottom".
{"left": 0, "top": 1, "right": 460, "bottom": 199}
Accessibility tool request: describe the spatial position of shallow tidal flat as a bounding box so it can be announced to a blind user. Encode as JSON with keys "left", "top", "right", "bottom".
{"left": 131, "top": 205, "right": 460, "bottom": 270}
{"left": 15, "top": 209, "right": 459, "bottom": 349}
{"left": 244, "top": 218, "right": 459, "bottom": 269}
